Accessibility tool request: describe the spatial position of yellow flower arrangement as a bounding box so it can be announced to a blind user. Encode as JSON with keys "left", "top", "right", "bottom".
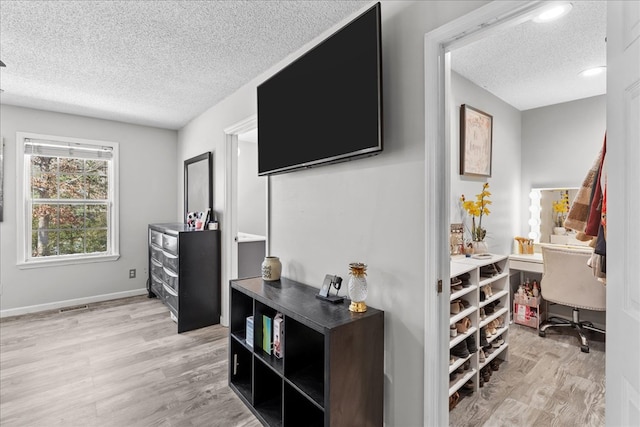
{"left": 460, "top": 183, "right": 492, "bottom": 242}
{"left": 552, "top": 190, "right": 570, "bottom": 227}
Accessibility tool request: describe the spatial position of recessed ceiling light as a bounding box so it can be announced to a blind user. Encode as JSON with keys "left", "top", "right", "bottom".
{"left": 533, "top": 3, "right": 573, "bottom": 23}
{"left": 579, "top": 66, "right": 607, "bottom": 77}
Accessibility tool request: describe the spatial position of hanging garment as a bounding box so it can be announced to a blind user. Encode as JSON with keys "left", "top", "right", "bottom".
{"left": 564, "top": 145, "right": 605, "bottom": 233}
{"left": 585, "top": 137, "right": 606, "bottom": 237}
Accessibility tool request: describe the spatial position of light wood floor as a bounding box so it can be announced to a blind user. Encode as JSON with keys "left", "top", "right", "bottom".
{"left": 0, "top": 296, "right": 260, "bottom": 427}
{"left": 1, "top": 296, "right": 605, "bottom": 427}
{"left": 449, "top": 321, "right": 606, "bottom": 427}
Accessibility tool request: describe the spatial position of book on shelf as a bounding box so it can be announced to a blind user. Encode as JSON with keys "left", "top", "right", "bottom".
{"left": 246, "top": 315, "right": 254, "bottom": 348}
{"left": 262, "top": 314, "right": 272, "bottom": 355}
{"left": 274, "top": 313, "right": 284, "bottom": 359}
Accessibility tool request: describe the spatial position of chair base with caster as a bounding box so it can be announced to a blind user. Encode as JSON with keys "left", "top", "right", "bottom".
{"left": 539, "top": 307, "right": 605, "bottom": 353}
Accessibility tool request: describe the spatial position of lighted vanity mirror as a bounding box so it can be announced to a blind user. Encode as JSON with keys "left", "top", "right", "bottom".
{"left": 528, "top": 187, "right": 587, "bottom": 245}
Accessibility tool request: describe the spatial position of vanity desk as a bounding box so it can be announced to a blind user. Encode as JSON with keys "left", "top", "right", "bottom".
{"left": 509, "top": 252, "right": 543, "bottom": 274}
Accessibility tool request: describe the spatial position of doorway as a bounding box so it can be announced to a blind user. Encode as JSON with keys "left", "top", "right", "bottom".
{"left": 224, "top": 115, "right": 269, "bottom": 325}
{"left": 424, "top": 2, "right": 613, "bottom": 425}
{"left": 236, "top": 128, "right": 267, "bottom": 278}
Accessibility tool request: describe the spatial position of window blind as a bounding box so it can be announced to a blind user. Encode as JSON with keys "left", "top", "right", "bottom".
{"left": 24, "top": 138, "right": 113, "bottom": 160}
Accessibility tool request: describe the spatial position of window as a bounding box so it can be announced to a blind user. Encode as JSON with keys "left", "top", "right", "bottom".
{"left": 17, "top": 133, "right": 119, "bottom": 267}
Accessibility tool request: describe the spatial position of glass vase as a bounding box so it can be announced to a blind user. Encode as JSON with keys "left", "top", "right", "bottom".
{"left": 472, "top": 240, "right": 489, "bottom": 254}
{"left": 348, "top": 262, "right": 368, "bottom": 312}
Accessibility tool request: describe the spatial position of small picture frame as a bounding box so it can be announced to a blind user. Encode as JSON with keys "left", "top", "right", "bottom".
{"left": 460, "top": 104, "right": 493, "bottom": 177}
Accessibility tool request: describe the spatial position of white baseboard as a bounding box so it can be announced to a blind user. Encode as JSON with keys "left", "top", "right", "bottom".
{"left": 0, "top": 288, "right": 149, "bottom": 318}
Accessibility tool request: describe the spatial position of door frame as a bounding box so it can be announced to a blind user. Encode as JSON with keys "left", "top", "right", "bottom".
{"left": 223, "top": 115, "right": 270, "bottom": 324}
{"left": 423, "top": 2, "right": 567, "bottom": 424}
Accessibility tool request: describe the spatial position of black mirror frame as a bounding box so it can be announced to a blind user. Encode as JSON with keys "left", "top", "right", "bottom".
{"left": 184, "top": 152, "right": 213, "bottom": 223}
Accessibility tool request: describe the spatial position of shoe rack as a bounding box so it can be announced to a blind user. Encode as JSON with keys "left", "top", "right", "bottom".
{"left": 449, "top": 254, "right": 510, "bottom": 406}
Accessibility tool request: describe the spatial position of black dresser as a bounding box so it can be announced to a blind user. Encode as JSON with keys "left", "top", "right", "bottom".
{"left": 148, "top": 223, "right": 221, "bottom": 332}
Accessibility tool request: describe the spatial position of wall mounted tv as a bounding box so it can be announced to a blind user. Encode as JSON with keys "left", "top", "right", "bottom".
{"left": 257, "top": 2, "right": 383, "bottom": 176}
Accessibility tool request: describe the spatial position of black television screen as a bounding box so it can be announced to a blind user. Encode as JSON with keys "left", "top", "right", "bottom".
{"left": 257, "top": 3, "right": 382, "bottom": 176}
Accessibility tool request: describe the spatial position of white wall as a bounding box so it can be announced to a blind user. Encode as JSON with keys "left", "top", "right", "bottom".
{"left": 520, "top": 95, "right": 606, "bottom": 236}
{"left": 177, "top": 2, "right": 488, "bottom": 425}
{"left": 450, "top": 72, "right": 522, "bottom": 255}
{"left": 0, "top": 105, "right": 178, "bottom": 314}
{"left": 237, "top": 139, "right": 266, "bottom": 236}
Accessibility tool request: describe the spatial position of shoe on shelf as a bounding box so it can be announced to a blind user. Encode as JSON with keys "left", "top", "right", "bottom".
{"left": 466, "top": 334, "right": 477, "bottom": 353}
{"left": 456, "top": 317, "right": 471, "bottom": 334}
{"left": 479, "top": 327, "right": 489, "bottom": 347}
{"left": 463, "top": 359, "right": 471, "bottom": 371}
{"left": 490, "top": 360, "right": 500, "bottom": 371}
{"left": 450, "top": 300, "right": 462, "bottom": 314}
{"left": 460, "top": 299, "right": 471, "bottom": 308}
{"left": 449, "top": 391, "right": 460, "bottom": 411}
{"left": 450, "top": 355, "right": 456, "bottom": 365}
{"left": 451, "top": 277, "right": 463, "bottom": 290}
{"left": 494, "top": 335, "right": 505, "bottom": 346}
{"left": 479, "top": 308, "right": 486, "bottom": 320}
{"left": 479, "top": 348, "right": 486, "bottom": 363}
{"left": 451, "top": 340, "right": 470, "bottom": 358}
{"left": 450, "top": 324, "right": 457, "bottom": 338}
{"left": 484, "top": 302, "right": 495, "bottom": 314}
{"left": 487, "top": 320, "right": 497, "bottom": 336}
{"left": 484, "top": 321, "right": 494, "bottom": 337}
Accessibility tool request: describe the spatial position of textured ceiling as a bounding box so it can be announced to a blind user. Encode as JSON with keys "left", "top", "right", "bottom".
{"left": 0, "top": 1, "right": 607, "bottom": 130}
{"left": 451, "top": 1, "right": 607, "bottom": 111}
{"left": 0, "top": 0, "right": 370, "bottom": 129}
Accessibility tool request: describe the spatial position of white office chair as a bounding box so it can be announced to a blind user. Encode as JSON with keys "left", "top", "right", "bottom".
{"left": 539, "top": 245, "right": 606, "bottom": 353}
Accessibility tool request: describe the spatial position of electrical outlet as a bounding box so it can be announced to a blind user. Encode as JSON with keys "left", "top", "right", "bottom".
{"left": 129, "top": 269, "right": 136, "bottom": 279}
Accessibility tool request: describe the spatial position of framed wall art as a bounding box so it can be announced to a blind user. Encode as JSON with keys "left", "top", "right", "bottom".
{"left": 460, "top": 104, "right": 493, "bottom": 177}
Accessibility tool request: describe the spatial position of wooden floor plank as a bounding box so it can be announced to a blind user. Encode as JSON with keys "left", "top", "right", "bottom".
{"left": 450, "top": 323, "right": 605, "bottom": 427}
{"left": 1, "top": 296, "right": 605, "bottom": 426}
{"left": 0, "top": 296, "right": 257, "bottom": 427}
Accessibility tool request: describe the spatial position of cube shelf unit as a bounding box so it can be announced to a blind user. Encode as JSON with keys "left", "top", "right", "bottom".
{"left": 229, "top": 276, "right": 384, "bottom": 427}
{"left": 449, "top": 254, "right": 509, "bottom": 398}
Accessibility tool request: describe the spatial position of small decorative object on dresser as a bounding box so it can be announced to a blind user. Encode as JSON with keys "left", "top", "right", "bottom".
{"left": 348, "top": 262, "right": 368, "bottom": 313}
{"left": 261, "top": 256, "right": 282, "bottom": 281}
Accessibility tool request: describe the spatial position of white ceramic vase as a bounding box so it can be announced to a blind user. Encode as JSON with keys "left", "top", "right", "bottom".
{"left": 261, "top": 256, "right": 282, "bottom": 281}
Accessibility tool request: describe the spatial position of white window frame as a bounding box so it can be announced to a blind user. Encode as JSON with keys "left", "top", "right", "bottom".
{"left": 16, "top": 132, "right": 120, "bottom": 268}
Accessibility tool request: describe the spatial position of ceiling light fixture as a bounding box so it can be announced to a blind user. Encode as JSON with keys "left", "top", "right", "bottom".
{"left": 533, "top": 2, "right": 573, "bottom": 23}
{"left": 579, "top": 66, "right": 607, "bottom": 77}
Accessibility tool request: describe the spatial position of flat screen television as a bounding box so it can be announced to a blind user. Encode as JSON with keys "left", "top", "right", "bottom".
{"left": 257, "top": 3, "right": 382, "bottom": 176}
